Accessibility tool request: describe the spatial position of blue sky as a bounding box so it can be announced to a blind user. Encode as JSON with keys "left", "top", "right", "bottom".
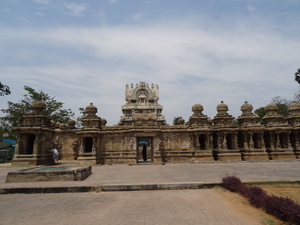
{"left": 1, "top": 0, "right": 300, "bottom": 125}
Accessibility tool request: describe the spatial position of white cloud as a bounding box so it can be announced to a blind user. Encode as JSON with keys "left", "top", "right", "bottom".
{"left": 247, "top": 5, "right": 256, "bottom": 13}
{"left": 60, "top": 1, "right": 87, "bottom": 16}
{"left": 33, "top": 0, "right": 87, "bottom": 16}
{"left": 0, "top": 16, "right": 299, "bottom": 124}
{"left": 33, "top": 0, "right": 53, "bottom": 4}
{"left": 109, "top": 0, "right": 120, "bottom": 3}
{"left": 128, "top": 12, "right": 146, "bottom": 21}
{"left": 18, "top": 17, "right": 30, "bottom": 23}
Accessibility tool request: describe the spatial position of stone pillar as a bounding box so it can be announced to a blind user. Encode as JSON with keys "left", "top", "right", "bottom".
{"left": 205, "top": 134, "right": 211, "bottom": 150}
{"left": 233, "top": 133, "right": 239, "bottom": 150}
{"left": 209, "top": 134, "right": 213, "bottom": 150}
{"left": 14, "top": 135, "right": 21, "bottom": 155}
{"left": 79, "top": 138, "right": 84, "bottom": 154}
{"left": 260, "top": 133, "right": 266, "bottom": 149}
{"left": 287, "top": 131, "right": 292, "bottom": 149}
{"left": 33, "top": 133, "right": 40, "bottom": 155}
{"left": 276, "top": 132, "right": 281, "bottom": 149}
{"left": 191, "top": 134, "right": 196, "bottom": 150}
{"left": 295, "top": 131, "right": 300, "bottom": 150}
{"left": 217, "top": 133, "right": 222, "bottom": 150}
{"left": 223, "top": 134, "right": 227, "bottom": 150}
{"left": 243, "top": 132, "right": 249, "bottom": 150}
{"left": 195, "top": 134, "right": 200, "bottom": 150}
{"left": 92, "top": 137, "right": 96, "bottom": 154}
{"left": 270, "top": 132, "right": 275, "bottom": 150}
{"left": 249, "top": 132, "right": 254, "bottom": 150}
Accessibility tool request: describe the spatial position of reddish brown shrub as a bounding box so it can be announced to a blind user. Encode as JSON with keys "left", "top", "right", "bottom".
{"left": 221, "top": 176, "right": 242, "bottom": 192}
{"left": 221, "top": 176, "right": 300, "bottom": 225}
{"left": 264, "top": 195, "right": 300, "bottom": 225}
{"left": 245, "top": 186, "right": 268, "bottom": 208}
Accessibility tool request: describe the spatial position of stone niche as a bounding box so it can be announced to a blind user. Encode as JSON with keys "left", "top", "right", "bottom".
{"left": 12, "top": 82, "right": 299, "bottom": 166}
{"left": 12, "top": 101, "right": 54, "bottom": 166}
{"left": 237, "top": 101, "right": 269, "bottom": 161}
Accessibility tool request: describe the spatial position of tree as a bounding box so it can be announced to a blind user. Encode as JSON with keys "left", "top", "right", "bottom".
{"left": 254, "top": 107, "right": 266, "bottom": 121}
{"left": 1, "top": 86, "right": 75, "bottom": 138}
{"left": 271, "top": 96, "right": 291, "bottom": 117}
{"left": 293, "top": 91, "right": 300, "bottom": 103}
{"left": 0, "top": 82, "right": 11, "bottom": 96}
{"left": 76, "top": 107, "right": 86, "bottom": 127}
{"left": 173, "top": 116, "right": 182, "bottom": 125}
{"left": 254, "top": 92, "right": 300, "bottom": 121}
{"left": 295, "top": 68, "right": 300, "bottom": 84}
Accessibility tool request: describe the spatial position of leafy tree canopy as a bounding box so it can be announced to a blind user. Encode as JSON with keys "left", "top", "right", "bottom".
{"left": 76, "top": 107, "right": 86, "bottom": 127}
{"left": 173, "top": 116, "right": 182, "bottom": 125}
{"left": 254, "top": 107, "right": 266, "bottom": 121}
{"left": 271, "top": 96, "right": 291, "bottom": 117}
{"left": 1, "top": 86, "right": 75, "bottom": 138}
{"left": 254, "top": 91, "right": 300, "bottom": 121}
{"left": 0, "top": 82, "right": 11, "bottom": 96}
{"left": 295, "top": 68, "right": 300, "bottom": 84}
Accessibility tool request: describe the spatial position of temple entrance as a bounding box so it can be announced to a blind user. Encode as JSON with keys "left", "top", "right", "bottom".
{"left": 226, "top": 134, "right": 233, "bottom": 149}
{"left": 22, "top": 134, "right": 35, "bottom": 154}
{"left": 84, "top": 137, "right": 93, "bottom": 153}
{"left": 137, "top": 137, "right": 152, "bottom": 162}
{"left": 199, "top": 135, "right": 206, "bottom": 150}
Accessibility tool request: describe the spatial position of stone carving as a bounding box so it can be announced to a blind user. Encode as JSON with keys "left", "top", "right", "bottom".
{"left": 11, "top": 83, "right": 300, "bottom": 166}
{"left": 120, "top": 81, "right": 166, "bottom": 126}
{"left": 213, "top": 101, "right": 235, "bottom": 127}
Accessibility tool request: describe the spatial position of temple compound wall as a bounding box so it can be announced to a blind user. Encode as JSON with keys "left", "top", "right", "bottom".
{"left": 12, "top": 82, "right": 300, "bottom": 166}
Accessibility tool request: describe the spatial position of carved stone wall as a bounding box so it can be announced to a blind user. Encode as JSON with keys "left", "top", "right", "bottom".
{"left": 11, "top": 83, "right": 300, "bottom": 166}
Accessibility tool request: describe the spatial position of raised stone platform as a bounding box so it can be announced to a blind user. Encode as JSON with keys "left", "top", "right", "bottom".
{"left": 5, "top": 166, "right": 92, "bottom": 183}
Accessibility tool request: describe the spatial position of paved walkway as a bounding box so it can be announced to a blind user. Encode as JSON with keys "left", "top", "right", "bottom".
{"left": 0, "top": 160, "right": 299, "bottom": 191}
{"left": 0, "top": 189, "right": 263, "bottom": 225}
{"left": 0, "top": 160, "right": 299, "bottom": 225}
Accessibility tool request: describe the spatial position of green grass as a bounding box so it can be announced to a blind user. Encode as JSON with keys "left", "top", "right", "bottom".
{"left": 261, "top": 216, "right": 279, "bottom": 225}
{"left": 245, "top": 181, "right": 300, "bottom": 186}
{"left": 0, "top": 160, "right": 11, "bottom": 164}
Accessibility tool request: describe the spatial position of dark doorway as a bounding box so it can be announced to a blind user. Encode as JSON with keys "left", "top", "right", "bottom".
{"left": 199, "top": 135, "right": 206, "bottom": 150}
{"left": 84, "top": 137, "right": 93, "bottom": 153}
{"left": 226, "top": 134, "right": 233, "bottom": 149}
{"left": 137, "top": 137, "right": 152, "bottom": 162}
{"left": 253, "top": 133, "right": 259, "bottom": 149}
{"left": 25, "top": 134, "right": 35, "bottom": 154}
{"left": 212, "top": 132, "right": 218, "bottom": 149}
{"left": 264, "top": 132, "right": 271, "bottom": 149}
{"left": 238, "top": 131, "right": 244, "bottom": 149}
{"left": 279, "top": 133, "right": 288, "bottom": 149}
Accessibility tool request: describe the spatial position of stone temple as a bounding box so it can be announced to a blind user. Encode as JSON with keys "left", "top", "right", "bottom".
{"left": 12, "top": 81, "right": 300, "bottom": 166}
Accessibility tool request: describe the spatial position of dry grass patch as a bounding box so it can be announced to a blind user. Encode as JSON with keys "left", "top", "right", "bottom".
{"left": 247, "top": 183, "right": 300, "bottom": 205}
{"left": 214, "top": 186, "right": 285, "bottom": 225}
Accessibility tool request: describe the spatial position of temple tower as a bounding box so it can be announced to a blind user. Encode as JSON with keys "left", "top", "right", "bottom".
{"left": 119, "top": 81, "right": 166, "bottom": 126}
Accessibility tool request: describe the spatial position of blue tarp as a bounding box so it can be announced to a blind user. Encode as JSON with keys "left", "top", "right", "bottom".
{"left": 1, "top": 139, "right": 16, "bottom": 146}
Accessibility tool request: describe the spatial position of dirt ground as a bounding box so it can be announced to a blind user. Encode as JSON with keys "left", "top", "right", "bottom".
{"left": 216, "top": 183, "right": 300, "bottom": 225}
{"left": 255, "top": 183, "right": 300, "bottom": 205}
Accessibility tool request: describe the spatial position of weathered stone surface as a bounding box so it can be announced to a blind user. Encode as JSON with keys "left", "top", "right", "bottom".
{"left": 5, "top": 166, "right": 91, "bottom": 183}
{"left": 11, "top": 82, "right": 300, "bottom": 165}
